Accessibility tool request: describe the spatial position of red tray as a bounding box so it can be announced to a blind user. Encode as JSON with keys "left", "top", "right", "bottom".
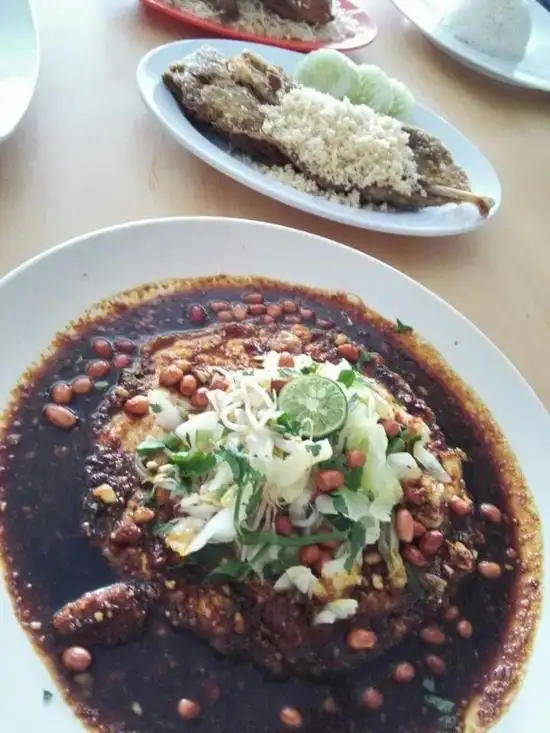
{"left": 140, "top": 0, "right": 378, "bottom": 52}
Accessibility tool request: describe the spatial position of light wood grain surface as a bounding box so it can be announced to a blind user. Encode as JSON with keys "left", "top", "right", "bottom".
{"left": 1, "top": 0, "right": 548, "bottom": 406}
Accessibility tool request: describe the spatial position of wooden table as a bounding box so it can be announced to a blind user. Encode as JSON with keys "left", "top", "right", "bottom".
{"left": 1, "top": 0, "right": 548, "bottom": 406}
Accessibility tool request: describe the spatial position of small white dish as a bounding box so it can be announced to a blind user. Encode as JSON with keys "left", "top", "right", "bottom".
{"left": 0, "top": 0, "right": 40, "bottom": 143}
{"left": 137, "top": 38, "right": 501, "bottom": 238}
{"left": 390, "top": 0, "right": 550, "bottom": 92}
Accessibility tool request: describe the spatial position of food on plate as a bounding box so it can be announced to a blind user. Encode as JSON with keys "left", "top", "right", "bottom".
{"left": 163, "top": 47, "right": 494, "bottom": 215}
{"left": 0, "top": 276, "right": 542, "bottom": 733}
{"left": 294, "top": 48, "right": 360, "bottom": 100}
{"left": 296, "top": 49, "right": 415, "bottom": 121}
{"left": 439, "top": 0, "right": 532, "bottom": 62}
{"left": 162, "top": 0, "right": 360, "bottom": 42}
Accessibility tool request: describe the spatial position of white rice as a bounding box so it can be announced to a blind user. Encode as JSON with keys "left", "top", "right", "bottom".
{"left": 440, "top": 0, "right": 532, "bottom": 62}
{"left": 166, "top": 0, "right": 359, "bottom": 42}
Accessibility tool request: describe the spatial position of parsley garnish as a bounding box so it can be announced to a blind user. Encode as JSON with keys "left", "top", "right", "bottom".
{"left": 301, "top": 364, "right": 317, "bottom": 375}
{"left": 218, "top": 448, "right": 264, "bottom": 529}
{"left": 425, "top": 695, "right": 455, "bottom": 715}
{"left": 394, "top": 318, "right": 413, "bottom": 334}
{"left": 171, "top": 450, "right": 216, "bottom": 476}
{"left": 273, "top": 412, "right": 302, "bottom": 436}
{"left": 387, "top": 428, "right": 421, "bottom": 455}
{"left": 43, "top": 690, "right": 53, "bottom": 704}
{"left": 405, "top": 562, "right": 427, "bottom": 599}
{"left": 331, "top": 491, "right": 348, "bottom": 515}
{"left": 357, "top": 349, "right": 376, "bottom": 368}
{"left": 337, "top": 370, "right": 356, "bottom": 388}
{"left": 206, "top": 560, "right": 253, "bottom": 583}
{"left": 422, "top": 677, "right": 436, "bottom": 693}
{"left": 241, "top": 528, "right": 348, "bottom": 548}
{"left": 137, "top": 434, "right": 183, "bottom": 457}
{"left": 422, "top": 678, "right": 458, "bottom": 730}
{"left": 320, "top": 454, "right": 362, "bottom": 492}
{"left": 136, "top": 438, "right": 167, "bottom": 456}
{"left": 150, "top": 402, "right": 162, "bottom": 414}
{"left": 346, "top": 522, "right": 367, "bottom": 571}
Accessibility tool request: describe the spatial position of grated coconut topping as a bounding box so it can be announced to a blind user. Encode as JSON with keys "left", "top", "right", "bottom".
{"left": 261, "top": 88, "right": 419, "bottom": 197}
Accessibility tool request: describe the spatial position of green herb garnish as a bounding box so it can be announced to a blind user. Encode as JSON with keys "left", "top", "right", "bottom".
{"left": 206, "top": 560, "right": 253, "bottom": 583}
{"left": 171, "top": 450, "right": 216, "bottom": 476}
{"left": 307, "top": 443, "right": 322, "bottom": 457}
{"left": 338, "top": 369, "right": 356, "bottom": 388}
{"left": 163, "top": 433, "right": 182, "bottom": 452}
{"left": 242, "top": 528, "right": 348, "bottom": 548}
{"left": 301, "top": 364, "right": 317, "bottom": 375}
{"left": 346, "top": 522, "right": 366, "bottom": 570}
{"left": 273, "top": 412, "right": 302, "bottom": 436}
{"left": 331, "top": 491, "right": 348, "bottom": 515}
{"left": 136, "top": 438, "right": 167, "bottom": 456}
{"left": 150, "top": 402, "right": 162, "bottom": 414}
{"left": 394, "top": 318, "right": 413, "bottom": 334}
{"left": 438, "top": 714, "right": 459, "bottom": 731}
{"left": 425, "top": 695, "right": 455, "bottom": 715}
{"left": 406, "top": 562, "right": 427, "bottom": 599}
{"left": 43, "top": 690, "right": 53, "bottom": 704}
{"left": 422, "top": 677, "right": 436, "bottom": 693}
{"left": 357, "top": 349, "right": 376, "bottom": 368}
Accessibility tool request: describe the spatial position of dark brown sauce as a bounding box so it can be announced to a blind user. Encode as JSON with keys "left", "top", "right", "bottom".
{"left": 0, "top": 280, "right": 539, "bottom": 733}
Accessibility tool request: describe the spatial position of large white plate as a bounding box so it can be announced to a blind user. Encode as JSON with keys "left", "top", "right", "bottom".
{"left": 0, "top": 217, "right": 547, "bottom": 733}
{"left": 0, "top": 0, "right": 39, "bottom": 142}
{"left": 390, "top": 0, "right": 550, "bottom": 92}
{"left": 136, "top": 39, "right": 501, "bottom": 237}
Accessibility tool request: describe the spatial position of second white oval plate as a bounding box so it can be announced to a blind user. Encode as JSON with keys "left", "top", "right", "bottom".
{"left": 137, "top": 39, "right": 501, "bottom": 237}
{"left": 390, "top": 0, "right": 550, "bottom": 92}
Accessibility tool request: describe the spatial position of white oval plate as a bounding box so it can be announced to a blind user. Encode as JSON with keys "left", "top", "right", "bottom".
{"left": 137, "top": 39, "right": 501, "bottom": 237}
{"left": 0, "top": 0, "right": 39, "bottom": 142}
{"left": 390, "top": 0, "right": 550, "bottom": 92}
{"left": 0, "top": 217, "right": 547, "bottom": 733}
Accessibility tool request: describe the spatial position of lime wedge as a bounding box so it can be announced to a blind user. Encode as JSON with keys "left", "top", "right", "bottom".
{"left": 278, "top": 376, "right": 348, "bottom": 439}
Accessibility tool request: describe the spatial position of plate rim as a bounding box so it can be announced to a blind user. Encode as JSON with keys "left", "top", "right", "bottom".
{"left": 136, "top": 38, "right": 502, "bottom": 237}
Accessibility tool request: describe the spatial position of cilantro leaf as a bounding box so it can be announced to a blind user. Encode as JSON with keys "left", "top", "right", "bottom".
{"left": 357, "top": 349, "right": 377, "bottom": 368}
{"left": 394, "top": 318, "right": 413, "bottom": 334}
{"left": 331, "top": 491, "right": 348, "bottom": 515}
{"left": 307, "top": 443, "right": 322, "bottom": 457}
{"left": 338, "top": 370, "right": 356, "bottom": 388}
{"left": 242, "top": 528, "right": 348, "bottom": 548}
{"left": 171, "top": 450, "right": 216, "bottom": 476}
{"left": 422, "top": 677, "right": 436, "bottom": 693}
{"left": 273, "top": 412, "right": 302, "bottom": 436}
{"left": 136, "top": 438, "right": 166, "bottom": 456}
{"left": 346, "top": 522, "right": 366, "bottom": 571}
{"left": 150, "top": 402, "right": 162, "bottom": 414}
{"left": 424, "top": 695, "right": 455, "bottom": 715}
{"left": 345, "top": 466, "right": 362, "bottom": 492}
{"left": 438, "top": 714, "right": 459, "bottom": 731}
{"left": 301, "top": 364, "right": 317, "bottom": 375}
{"left": 405, "top": 562, "right": 427, "bottom": 599}
{"left": 206, "top": 560, "right": 253, "bottom": 583}
{"left": 219, "top": 448, "right": 263, "bottom": 487}
{"left": 163, "top": 433, "right": 182, "bottom": 452}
